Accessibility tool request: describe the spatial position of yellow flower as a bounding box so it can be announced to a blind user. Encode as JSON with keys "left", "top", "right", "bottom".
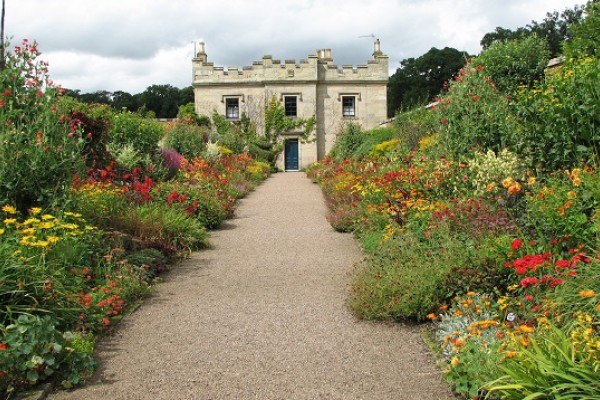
{"left": 37, "top": 221, "right": 56, "bottom": 229}
{"left": 567, "top": 191, "right": 577, "bottom": 199}
{"left": 2, "top": 205, "right": 17, "bottom": 214}
{"left": 47, "top": 236, "right": 60, "bottom": 244}
{"left": 3, "top": 218, "right": 16, "bottom": 226}
{"left": 579, "top": 290, "right": 596, "bottom": 298}
{"left": 527, "top": 177, "right": 536, "bottom": 186}
{"left": 41, "top": 214, "right": 56, "bottom": 220}
{"left": 63, "top": 211, "right": 82, "bottom": 218}
{"left": 23, "top": 218, "right": 40, "bottom": 225}
{"left": 30, "top": 207, "right": 42, "bottom": 215}
{"left": 450, "top": 356, "right": 460, "bottom": 367}
{"left": 0, "top": 228, "right": 4, "bottom": 235}
{"left": 19, "top": 236, "right": 34, "bottom": 245}
{"left": 19, "top": 228, "right": 36, "bottom": 236}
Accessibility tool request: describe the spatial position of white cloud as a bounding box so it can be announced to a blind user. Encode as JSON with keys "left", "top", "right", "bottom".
{"left": 5, "top": 0, "right": 584, "bottom": 93}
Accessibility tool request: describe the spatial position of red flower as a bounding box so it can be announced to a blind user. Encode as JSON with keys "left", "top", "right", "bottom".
{"left": 511, "top": 238, "right": 523, "bottom": 251}
{"left": 3, "top": 90, "right": 10, "bottom": 97}
{"left": 555, "top": 259, "right": 569, "bottom": 269}
{"left": 0, "top": 343, "right": 7, "bottom": 350}
{"left": 520, "top": 276, "right": 539, "bottom": 288}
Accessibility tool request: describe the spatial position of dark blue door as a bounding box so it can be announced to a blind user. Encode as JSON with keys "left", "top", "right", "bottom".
{"left": 284, "top": 139, "right": 299, "bottom": 171}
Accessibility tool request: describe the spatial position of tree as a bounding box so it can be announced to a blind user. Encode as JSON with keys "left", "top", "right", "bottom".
{"left": 480, "top": 3, "right": 587, "bottom": 57}
{"left": 565, "top": 0, "right": 600, "bottom": 57}
{"left": 139, "top": 84, "right": 181, "bottom": 118}
{"left": 112, "top": 90, "right": 139, "bottom": 111}
{"left": 387, "top": 47, "right": 468, "bottom": 116}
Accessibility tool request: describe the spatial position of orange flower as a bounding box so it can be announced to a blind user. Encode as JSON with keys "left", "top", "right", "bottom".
{"left": 579, "top": 290, "right": 596, "bottom": 298}
{"left": 519, "top": 325, "right": 535, "bottom": 334}
{"left": 426, "top": 313, "right": 437, "bottom": 321}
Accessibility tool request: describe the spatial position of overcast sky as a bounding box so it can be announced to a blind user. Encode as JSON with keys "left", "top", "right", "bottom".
{"left": 7, "top": 0, "right": 583, "bottom": 94}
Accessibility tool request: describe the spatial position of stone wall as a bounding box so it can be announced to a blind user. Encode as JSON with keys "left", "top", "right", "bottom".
{"left": 192, "top": 41, "right": 388, "bottom": 170}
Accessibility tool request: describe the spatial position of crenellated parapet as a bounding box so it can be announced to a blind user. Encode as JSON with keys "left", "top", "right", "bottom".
{"left": 192, "top": 41, "right": 388, "bottom": 86}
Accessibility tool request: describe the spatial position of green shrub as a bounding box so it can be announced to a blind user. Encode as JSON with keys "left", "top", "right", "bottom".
{"left": 162, "top": 121, "right": 208, "bottom": 160}
{"left": 116, "top": 203, "right": 209, "bottom": 252}
{"left": 565, "top": 0, "right": 600, "bottom": 58}
{"left": 349, "top": 224, "right": 473, "bottom": 321}
{"left": 474, "top": 36, "right": 550, "bottom": 94}
{"left": 524, "top": 168, "right": 599, "bottom": 250}
{"left": 351, "top": 127, "right": 400, "bottom": 159}
{"left": 329, "top": 122, "right": 365, "bottom": 161}
{"left": 437, "top": 63, "right": 520, "bottom": 159}
{"left": 515, "top": 56, "right": 600, "bottom": 171}
{"left": 109, "top": 112, "right": 163, "bottom": 155}
{"left": 0, "top": 315, "right": 96, "bottom": 396}
{"left": 0, "top": 40, "right": 86, "bottom": 212}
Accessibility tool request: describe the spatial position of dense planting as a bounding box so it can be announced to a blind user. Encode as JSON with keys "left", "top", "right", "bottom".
{"left": 0, "top": 40, "right": 270, "bottom": 396}
{"left": 309, "top": 2, "right": 599, "bottom": 398}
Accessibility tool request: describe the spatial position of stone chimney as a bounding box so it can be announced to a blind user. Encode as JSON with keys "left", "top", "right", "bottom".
{"left": 196, "top": 41, "right": 207, "bottom": 62}
{"left": 373, "top": 38, "right": 383, "bottom": 58}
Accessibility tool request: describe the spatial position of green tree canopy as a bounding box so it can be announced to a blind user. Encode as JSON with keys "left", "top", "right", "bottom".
{"left": 480, "top": 2, "right": 587, "bottom": 57}
{"left": 387, "top": 47, "right": 468, "bottom": 116}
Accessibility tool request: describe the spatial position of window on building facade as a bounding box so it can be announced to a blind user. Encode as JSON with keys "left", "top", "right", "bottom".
{"left": 225, "top": 98, "right": 240, "bottom": 120}
{"left": 284, "top": 96, "right": 297, "bottom": 117}
{"left": 342, "top": 96, "right": 356, "bottom": 117}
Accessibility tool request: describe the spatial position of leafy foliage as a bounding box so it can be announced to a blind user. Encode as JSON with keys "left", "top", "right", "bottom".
{"left": 474, "top": 36, "right": 550, "bottom": 94}
{"left": 0, "top": 39, "right": 86, "bottom": 212}
{"left": 387, "top": 47, "right": 468, "bottom": 116}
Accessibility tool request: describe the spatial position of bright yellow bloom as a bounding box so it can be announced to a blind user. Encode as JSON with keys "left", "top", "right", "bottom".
{"left": 23, "top": 218, "right": 40, "bottom": 226}
{"left": 37, "top": 221, "right": 56, "bottom": 229}
{"left": 30, "top": 207, "right": 42, "bottom": 215}
{"left": 527, "top": 177, "right": 536, "bottom": 186}
{"left": 60, "top": 223, "right": 78, "bottom": 230}
{"left": 19, "top": 228, "right": 35, "bottom": 236}
{"left": 0, "top": 228, "right": 4, "bottom": 235}
{"left": 3, "top": 218, "right": 17, "bottom": 225}
{"left": 47, "top": 236, "right": 60, "bottom": 244}
{"left": 2, "top": 205, "right": 17, "bottom": 214}
{"left": 19, "top": 236, "right": 34, "bottom": 245}
{"left": 63, "top": 211, "right": 82, "bottom": 218}
{"left": 450, "top": 356, "right": 460, "bottom": 367}
{"left": 579, "top": 290, "right": 596, "bottom": 298}
{"left": 41, "top": 214, "right": 56, "bottom": 220}
{"left": 567, "top": 191, "right": 577, "bottom": 199}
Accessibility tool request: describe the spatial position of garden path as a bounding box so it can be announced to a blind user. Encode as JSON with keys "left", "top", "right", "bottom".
{"left": 49, "top": 172, "right": 456, "bottom": 400}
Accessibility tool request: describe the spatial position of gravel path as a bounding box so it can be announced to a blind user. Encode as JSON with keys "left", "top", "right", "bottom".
{"left": 49, "top": 172, "right": 456, "bottom": 400}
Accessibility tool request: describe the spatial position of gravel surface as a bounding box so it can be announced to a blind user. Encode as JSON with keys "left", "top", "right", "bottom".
{"left": 49, "top": 172, "right": 456, "bottom": 400}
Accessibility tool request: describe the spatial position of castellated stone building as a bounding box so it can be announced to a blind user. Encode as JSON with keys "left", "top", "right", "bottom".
{"left": 192, "top": 41, "right": 388, "bottom": 171}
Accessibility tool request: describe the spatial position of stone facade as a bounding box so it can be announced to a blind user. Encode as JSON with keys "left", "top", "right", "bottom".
{"left": 192, "top": 41, "right": 388, "bottom": 170}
